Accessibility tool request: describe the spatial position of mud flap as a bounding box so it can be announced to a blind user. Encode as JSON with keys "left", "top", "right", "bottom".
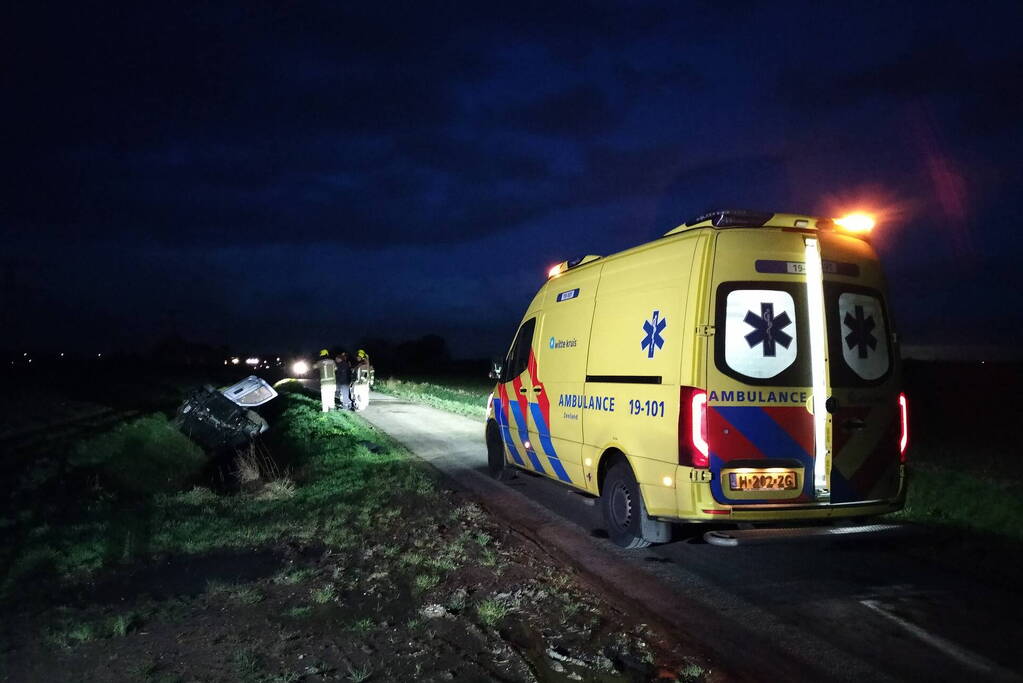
{"left": 639, "top": 496, "right": 672, "bottom": 543}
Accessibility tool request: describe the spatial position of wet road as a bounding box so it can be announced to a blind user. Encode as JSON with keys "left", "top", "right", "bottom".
{"left": 360, "top": 392, "right": 1022, "bottom": 682}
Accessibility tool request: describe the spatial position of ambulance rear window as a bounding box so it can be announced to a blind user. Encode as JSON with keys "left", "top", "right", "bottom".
{"left": 825, "top": 283, "right": 892, "bottom": 386}
{"left": 714, "top": 281, "right": 811, "bottom": 386}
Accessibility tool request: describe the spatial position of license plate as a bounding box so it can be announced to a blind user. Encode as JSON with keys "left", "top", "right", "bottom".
{"left": 729, "top": 471, "right": 798, "bottom": 491}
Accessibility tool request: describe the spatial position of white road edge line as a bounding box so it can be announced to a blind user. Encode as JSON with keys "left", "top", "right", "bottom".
{"left": 860, "top": 599, "right": 1019, "bottom": 681}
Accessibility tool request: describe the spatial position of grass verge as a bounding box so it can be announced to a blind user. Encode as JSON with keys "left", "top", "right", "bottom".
{"left": 894, "top": 461, "right": 1023, "bottom": 542}
{"left": 1, "top": 393, "right": 440, "bottom": 597}
{"left": 374, "top": 376, "right": 491, "bottom": 419}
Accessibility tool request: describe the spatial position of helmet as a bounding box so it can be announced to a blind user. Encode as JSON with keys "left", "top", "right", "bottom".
{"left": 357, "top": 349, "right": 367, "bottom": 359}
{"left": 319, "top": 349, "right": 330, "bottom": 357}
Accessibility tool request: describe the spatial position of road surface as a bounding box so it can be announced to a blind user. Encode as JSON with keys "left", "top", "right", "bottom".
{"left": 361, "top": 391, "right": 1022, "bottom": 682}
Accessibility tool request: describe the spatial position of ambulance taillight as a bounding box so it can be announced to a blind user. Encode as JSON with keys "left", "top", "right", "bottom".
{"left": 898, "top": 393, "right": 909, "bottom": 461}
{"left": 679, "top": 387, "right": 709, "bottom": 468}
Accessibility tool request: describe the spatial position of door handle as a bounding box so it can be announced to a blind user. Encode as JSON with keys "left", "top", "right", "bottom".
{"left": 519, "top": 387, "right": 528, "bottom": 394}
{"left": 843, "top": 418, "right": 866, "bottom": 431}
{"left": 532, "top": 387, "right": 543, "bottom": 394}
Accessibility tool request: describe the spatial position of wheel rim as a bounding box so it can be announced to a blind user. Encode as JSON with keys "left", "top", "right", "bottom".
{"left": 610, "top": 482, "right": 632, "bottom": 529}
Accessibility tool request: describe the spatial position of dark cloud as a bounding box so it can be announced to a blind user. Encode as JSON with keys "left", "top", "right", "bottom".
{"left": 4, "top": 0, "right": 1023, "bottom": 354}
{"left": 504, "top": 85, "right": 622, "bottom": 137}
{"left": 776, "top": 37, "right": 1023, "bottom": 135}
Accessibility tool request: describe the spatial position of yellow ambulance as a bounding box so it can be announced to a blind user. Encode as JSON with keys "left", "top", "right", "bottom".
{"left": 485, "top": 209, "right": 908, "bottom": 548}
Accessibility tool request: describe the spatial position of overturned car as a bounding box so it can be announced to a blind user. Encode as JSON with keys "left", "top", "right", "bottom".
{"left": 175, "top": 375, "right": 278, "bottom": 451}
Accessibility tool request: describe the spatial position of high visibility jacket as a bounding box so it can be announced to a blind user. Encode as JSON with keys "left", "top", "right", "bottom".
{"left": 352, "top": 361, "right": 374, "bottom": 385}
{"left": 315, "top": 358, "right": 337, "bottom": 383}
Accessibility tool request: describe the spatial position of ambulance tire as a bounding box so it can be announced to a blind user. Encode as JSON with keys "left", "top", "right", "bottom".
{"left": 602, "top": 462, "right": 653, "bottom": 549}
{"left": 486, "top": 420, "right": 511, "bottom": 481}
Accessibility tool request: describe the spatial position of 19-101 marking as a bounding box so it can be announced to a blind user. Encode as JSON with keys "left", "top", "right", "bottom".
{"left": 628, "top": 399, "right": 665, "bottom": 417}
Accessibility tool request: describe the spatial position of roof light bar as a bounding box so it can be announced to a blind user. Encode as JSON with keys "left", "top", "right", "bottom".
{"left": 686, "top": 209, "right": 774, "bottom": 228}
{"left": 546, "top": 255, "right": 602, "bottom": 279}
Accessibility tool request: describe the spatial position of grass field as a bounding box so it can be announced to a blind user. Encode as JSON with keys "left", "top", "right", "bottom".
{"left": 1, "top": 385, "right": 704, "bottom": 681}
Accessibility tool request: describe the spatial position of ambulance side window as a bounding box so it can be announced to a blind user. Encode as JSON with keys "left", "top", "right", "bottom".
{"left": 503, "top": 318, "right": 536, "bottom": 382}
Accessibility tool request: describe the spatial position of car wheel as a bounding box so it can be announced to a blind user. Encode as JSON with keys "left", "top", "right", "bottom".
{"left": 601, "top": 461, "right": 653, "bottom": 549}
{"left": 486, "top": 420, "right": 512, "bottom": 481}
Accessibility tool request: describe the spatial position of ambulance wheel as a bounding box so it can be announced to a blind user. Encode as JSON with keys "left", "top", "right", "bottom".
{"left": 486, "top": 420, "right": 511, "bottom": 481}
{"left": 602, "top": 462, "right": 653, "bottom": 549}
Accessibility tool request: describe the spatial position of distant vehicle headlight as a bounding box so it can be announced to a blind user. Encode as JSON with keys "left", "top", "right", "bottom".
{"left": 292, "top": 360, "right": 310, "bottom": 376}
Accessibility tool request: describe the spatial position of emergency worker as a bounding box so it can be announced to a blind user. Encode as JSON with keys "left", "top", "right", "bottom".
{"left": 334, "top": 352, "right": 352, "bottom": 410}
{"left": 313, "top": 349, "right": 336, "bottom": 412}
{"left": 351, "top": 349, "right": 374, "bottom": 411}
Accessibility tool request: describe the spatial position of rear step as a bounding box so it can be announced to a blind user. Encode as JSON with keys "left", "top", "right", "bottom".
{"left": 704, "top": 523, "right": 907, "bottom": 546}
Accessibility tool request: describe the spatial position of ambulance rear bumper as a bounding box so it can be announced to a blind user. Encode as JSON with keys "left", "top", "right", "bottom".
{"left": 671, "top": 464, "right": 906, "bottom": 522}
{"left": 660, "top": 499, "right": 903, "bottom": 524}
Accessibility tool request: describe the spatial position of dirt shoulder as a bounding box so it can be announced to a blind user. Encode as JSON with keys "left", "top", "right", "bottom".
{"left": 1, "top": 390, "right": 710, "bottom": 682}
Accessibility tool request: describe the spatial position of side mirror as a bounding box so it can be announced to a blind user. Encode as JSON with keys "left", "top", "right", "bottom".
{"left": 489, "top": 359, "right": 503, "bottom": 380}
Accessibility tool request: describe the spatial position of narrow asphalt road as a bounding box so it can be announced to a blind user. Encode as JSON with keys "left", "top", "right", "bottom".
{"left": 360, "top": 391, "right": 1022, "bottom": 682}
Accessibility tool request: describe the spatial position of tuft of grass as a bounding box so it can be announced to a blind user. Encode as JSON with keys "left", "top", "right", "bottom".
{"left": 177, "top": 486, "right": 218, "bottom": 505}
{"left": 231, "top": 586, "right": 264, "bottom": 605}
{"left": 678, "top": 661, "right": 709, "bottom": 681}
{"left": 311, "top": 584, "right": 338, "bottom": 604}
{"left": 273, "top": 567, "right": 314, "bottom": 585}
{"left": 258, "top": 478, "right": 297, "bottom": 500}
{"left": 446, "top": 590, "right": 466, "bottom": 612}
{"left": 346, "top": 663, "right": 372, "bottom": 682}
{"left": 414, "top": 574, "right": 439, "bottom": 594}
{"left": 428, "top": 556, "right": 457, "bottom": 573}
{"left": 351, "top": 617, "right": 374, "bottom": 634}
{"left": 284, "top": 606, "right": 312, "bottom": 618}
{"left": 476, "top": 598, "right": 509, "bottom": 627}
{"left": 110, "top": 613, "right": 133, "bottom": 637}
{"left": 400, "top": 552, "right": 425, "bottom": 567}
{"left": 234, "top": 451, "right": 262, "bottom": 485}
{"left": 67, "top": 622, "right": 94, "bottom": 644}
{"left": 232, "top": 647, "right": 263, "bottom": 680}
{"left": 269, "top": 673, "right": 302, "bottom": 683}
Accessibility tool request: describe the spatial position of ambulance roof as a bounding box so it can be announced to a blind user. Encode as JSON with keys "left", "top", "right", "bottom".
{"left": 663, "top": 209, "right": 826, "bottom": 236}
{"left": 544, "top": 209, "right": 869, "bottom": 283}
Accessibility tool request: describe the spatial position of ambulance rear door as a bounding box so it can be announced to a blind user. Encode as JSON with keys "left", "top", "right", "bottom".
{"left": 820, "top": 232, "right": 903, "bottom": 503}
{"left": 705, "top": 229, "right": 818, "bottom": 506}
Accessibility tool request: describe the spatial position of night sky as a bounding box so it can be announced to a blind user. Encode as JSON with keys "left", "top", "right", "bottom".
{"left": 5, "top": 2, "right": 1022, "bottom": 359}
